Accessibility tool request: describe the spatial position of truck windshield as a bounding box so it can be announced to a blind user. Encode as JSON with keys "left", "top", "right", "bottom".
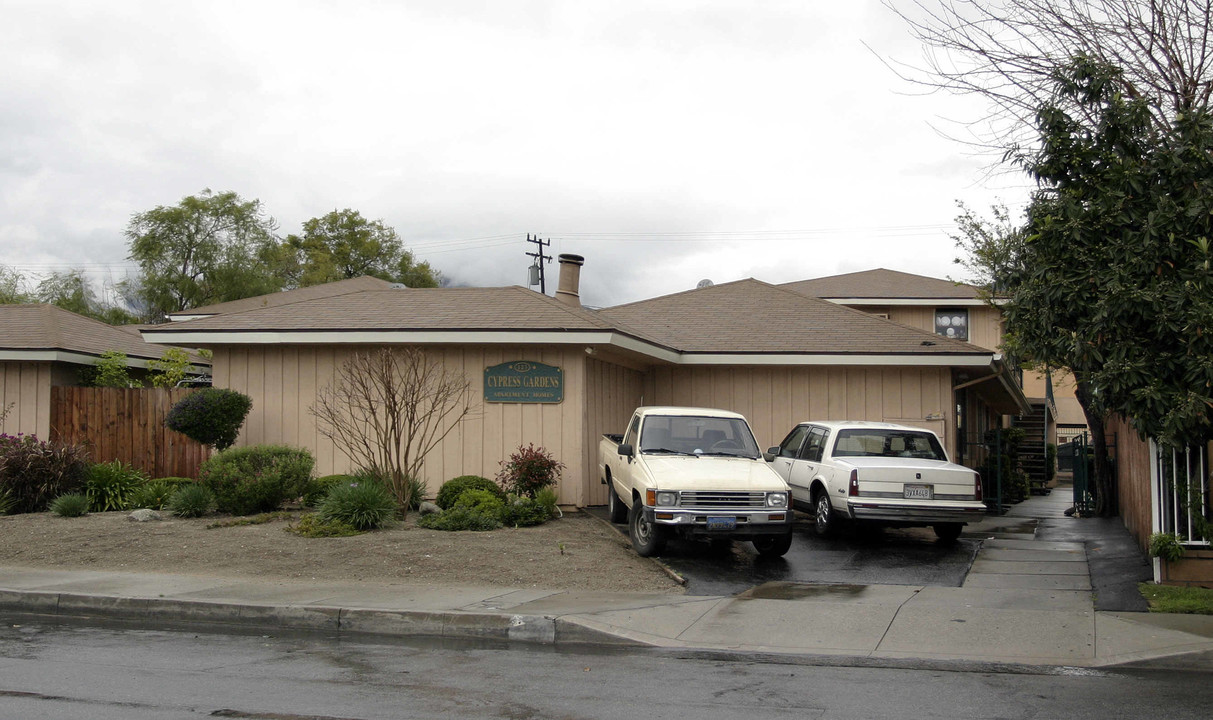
{"left": 831, "top": 429, "right": 947, "bottom": 461}
{"left": 639, "top": 416, "right": 761, "bottom": 458}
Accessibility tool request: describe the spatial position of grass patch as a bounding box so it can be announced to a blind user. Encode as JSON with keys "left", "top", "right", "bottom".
{"left": 206, "top": 511, "right": 297, "bottom": 529}
{"left": 1139, "top": 582, "right": 1213, "bottom": 614}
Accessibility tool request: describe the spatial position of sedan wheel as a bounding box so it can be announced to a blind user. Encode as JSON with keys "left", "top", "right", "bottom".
{"left": 934, "top": 523, "right": 963, "bottom": 542}
{"left": 629, "top": 502, "right": 666, "bottom": 557}
{"left": 813, "top": 491, "right": 837, "bottom": 537}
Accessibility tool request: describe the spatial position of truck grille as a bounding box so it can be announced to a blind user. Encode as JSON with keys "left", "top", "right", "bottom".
{"left": 679, "top": 491, "right": 766, "bottom": 509}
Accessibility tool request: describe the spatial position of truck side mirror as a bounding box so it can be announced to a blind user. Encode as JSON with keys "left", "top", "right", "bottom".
{"left": 764, "top": 447, "right": 779, "bottom": 462}
{"left": 618, "top": 444, "right": 634, "bottom": 458}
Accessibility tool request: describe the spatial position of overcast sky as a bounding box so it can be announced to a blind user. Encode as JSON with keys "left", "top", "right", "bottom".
{"left": 0, "top": 0, "right": 1034, "bottom": 308}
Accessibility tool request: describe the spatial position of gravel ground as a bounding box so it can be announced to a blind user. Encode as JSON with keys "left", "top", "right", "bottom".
{"left": 0, "top": 509, "right": 684, "bottom": 593}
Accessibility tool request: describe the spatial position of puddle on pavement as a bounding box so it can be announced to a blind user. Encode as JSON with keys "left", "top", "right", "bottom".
{"left": 737, "top": 582, "right": 868, "bottom": 601}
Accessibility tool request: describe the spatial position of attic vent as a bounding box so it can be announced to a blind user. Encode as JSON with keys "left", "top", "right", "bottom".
{"left": 389, "top": 283, "right": 407, "bottom": 289}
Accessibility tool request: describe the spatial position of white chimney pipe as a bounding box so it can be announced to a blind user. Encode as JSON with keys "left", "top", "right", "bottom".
{"left": 554, "top": 254, "right": 584, "bottom": 306}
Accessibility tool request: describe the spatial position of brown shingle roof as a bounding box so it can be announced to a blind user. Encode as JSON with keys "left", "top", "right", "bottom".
{"left": 145, "top": 286, "right": 655, "bottom": 337}
{"left": 168, "top": 276, "right": 396, "bottom": 318}
{"left": 781, "top": 268, "right": 981, "bottom": 300}
{"left": 598, "top": 279, "right": 988, "bottom": 355}
{"left": 0, "top": 304, "right": 207, "bottom": 363}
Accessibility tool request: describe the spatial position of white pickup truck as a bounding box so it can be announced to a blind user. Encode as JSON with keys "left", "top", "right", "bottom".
{"left": 599, "top": 406, "right": 794, "bottom": 558}
{"left": 766, "top": 421, "right": 986, "bottom": 541}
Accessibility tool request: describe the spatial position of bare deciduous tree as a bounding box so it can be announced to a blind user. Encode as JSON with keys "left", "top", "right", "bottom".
{"left": 311, "top": 347, "right": 475, "bottom": 512}
{"left": 883, "top": 1, "right": 1213, "bottom": 151}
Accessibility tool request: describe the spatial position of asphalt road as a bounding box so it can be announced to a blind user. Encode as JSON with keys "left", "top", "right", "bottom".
{"left": 2, "top": 621, "right": 1210, "bottom": 720}
{"left": 588, "top": 508, "right": 981, "bottom": 595}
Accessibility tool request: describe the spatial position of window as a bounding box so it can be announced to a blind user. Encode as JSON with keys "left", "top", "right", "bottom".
{"left": 802, "top": 427, "right": 829, "bottom": 462}
{"left": 935, "top": 308, "right": 969, "bottom": 341}
{"left": 777, "top": 425, "right": 811, "bottom": 458}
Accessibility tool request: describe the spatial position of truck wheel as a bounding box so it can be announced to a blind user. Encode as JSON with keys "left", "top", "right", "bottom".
{"left": 934, "top": 523, "right": 963, "bottom": 542}
{"left": 629, "top": 502, "right": 666, "bottom": 557}
{"left": 752, "top": 533, "right": 793, "bottom": 558}
{"left": 813, "top": 491, "right": 837, "bottom": 537}
{"left": 607, "top": 484, "right": 627, "bottom": 524}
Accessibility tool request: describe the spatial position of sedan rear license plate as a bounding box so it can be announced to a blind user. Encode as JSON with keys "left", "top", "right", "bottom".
{"left": 904, "top": 484, "right": 933, "bottom": 500}
{"left": 706, "top": 516, "right": 737, "bottom": 531}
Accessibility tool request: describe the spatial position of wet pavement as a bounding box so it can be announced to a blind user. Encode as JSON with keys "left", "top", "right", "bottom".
{"left": 584, "top": 508, "right": 981, "bottom": 595}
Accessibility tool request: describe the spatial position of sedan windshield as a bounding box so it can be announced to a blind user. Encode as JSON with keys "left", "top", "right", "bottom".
{"left": 831, "top": 429, "right": 947, "bottom": 461}
{"left": 639, "top": 415, "right": 761, "bottom": 458}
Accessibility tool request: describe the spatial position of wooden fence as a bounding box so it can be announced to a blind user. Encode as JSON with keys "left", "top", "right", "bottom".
{"left": 50, "top": 387, "right": 211, "bottom": 479}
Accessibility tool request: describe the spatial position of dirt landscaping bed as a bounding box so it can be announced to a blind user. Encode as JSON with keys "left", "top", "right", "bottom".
{"left": 0, "top": 509, "right": 684, "bottom": 594}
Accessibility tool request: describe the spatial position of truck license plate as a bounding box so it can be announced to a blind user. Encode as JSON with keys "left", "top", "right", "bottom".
{"left": 706, "top": 516, "right": 737, "bottom": 531}
{"left": 904, "top": 484, "right": 933, "bottom": 500}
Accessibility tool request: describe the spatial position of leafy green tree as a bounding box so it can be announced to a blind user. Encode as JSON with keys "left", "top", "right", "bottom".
{"left": 91, "top": 351, "right": 141, "bottom": 388}
{"left": 999, "top": 56, "right": 1213, "bottom": 517}
{"left": 147, "top": 347, "right": 193, "bottom": 388}
{"left": 0, "top": 265, "right": 30, "bottom": 304}
{"left": 285, "top": 209, "right": 440, "bottom": 288}
{"left": 124, "top": 189, "right": 284, "bottom": 320}
{"left": 949, "top": 202, "right": 1025, "bottom": 296}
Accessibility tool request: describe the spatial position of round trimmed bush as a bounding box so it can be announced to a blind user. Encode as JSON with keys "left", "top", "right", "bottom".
{"left": 50, "top": 493, "right": 91, "bottom": 517}
{"left": 417, "top": 506, "right": 503, "bottom": 532}
{"left": 164, "top": 388, "right": 253, "bottom": 450}
{"left": 318, "top": 481, "right": 398, "bottom": 530}
{"left": 453, "top": 488, "right": 506, "bottom": 517}
{"left": 168, "top": 483, "right": 214, "bottom": 518}
{"left": 198, "top": 445, "right": 314, "bottom": 516}
{"left": 436, "top": 475, "right": 504, "bottom": 510}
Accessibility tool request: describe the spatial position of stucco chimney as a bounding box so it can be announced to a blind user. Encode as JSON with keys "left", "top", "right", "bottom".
{"left": 554, "top": 253, "right": 584, "bottom": 306}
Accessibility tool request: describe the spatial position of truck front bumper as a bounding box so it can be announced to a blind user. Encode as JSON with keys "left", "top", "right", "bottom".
{"left": 643, "top": 507, "right": 794, "bottom": 537}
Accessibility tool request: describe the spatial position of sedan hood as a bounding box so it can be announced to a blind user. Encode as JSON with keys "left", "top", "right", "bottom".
{"left": 640, "top": 455, "right": 788, "bottom": 492}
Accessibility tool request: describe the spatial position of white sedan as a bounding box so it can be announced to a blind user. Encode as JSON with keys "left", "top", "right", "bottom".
{"left": 765, "top": 421, "right": 986, "bottom": 541}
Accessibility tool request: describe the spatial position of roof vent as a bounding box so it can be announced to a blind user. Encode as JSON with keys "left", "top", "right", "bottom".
{"left": 390, "top": 283, "right": 407, "bottom": 289}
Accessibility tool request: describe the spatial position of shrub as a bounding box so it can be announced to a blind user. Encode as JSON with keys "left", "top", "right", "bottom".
{"left": 1149, "top": 532, "right": 1187, "bottom": 562}
{"left": 501, "top": 488, "right": 559, "bottom": 527}
{"left": 129, "top": 479, "right": 178, "bottom": 510}
{"left": 164, "top": 388, "right": 253, "bottom": 450}
{"left": 0, "top": 434, "right": 89, "bottom": 513}
{"left": 50, "top": 493, "right": 91, "bottom": 517}
{"left": 318, "top": 480, "right": 398, "bottom": 530}
{"left": 84, "top": 460, "right": 149, "bottom": 511}
{"left": 90, "top": 350, "right": 141, "bottom": 388}
{"left": 0, "top": 488, "right": 15, "bottom": 515}
{"left": 436, "top": 475, "right": 504, "bottom": 510}
{"left": 168, "top": 483, "right": 214, "bottom": 518}
{"left": 198, "top": 445, "right": 314, "bottom": 516}
{"left": 302, "top": 474, "right": 354, "bottom": 507}
{"left": 406, "top": 474, "right": 427, "bottom": 511}
{"left": 496, "top": 444, "right": 564, "bottom": 498}
{"left": 286, "top": 512, "right": 361, "bottom": 538}
{"left": 418, "top": 506, "right": 503, "bottom": 531}
{"left": 453, "top": 488, "right": 506, "bottom": 516}
{"left": 351, "top": 467, "right": 428, "bottom": 511}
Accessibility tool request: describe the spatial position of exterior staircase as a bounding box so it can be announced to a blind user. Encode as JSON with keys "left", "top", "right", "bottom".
{"left": 1014, "top": 402, "right": 1051, "bottom": 494}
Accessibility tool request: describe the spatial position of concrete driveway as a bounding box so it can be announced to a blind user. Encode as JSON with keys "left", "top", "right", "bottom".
{"left": 586, "top": 508, "right": 981, "bottom": 596}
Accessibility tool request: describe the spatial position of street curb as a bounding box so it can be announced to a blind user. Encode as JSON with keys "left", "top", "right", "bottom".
{"left": 0, "top": 590, "right": 641, "bottom": 648}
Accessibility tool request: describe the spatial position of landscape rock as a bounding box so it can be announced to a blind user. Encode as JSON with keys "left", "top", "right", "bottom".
{"left": 128, "top": 509, "right": 162, "bottom": 522}
{"left": 419, "top": 501, "right": 441, "bottom": 516}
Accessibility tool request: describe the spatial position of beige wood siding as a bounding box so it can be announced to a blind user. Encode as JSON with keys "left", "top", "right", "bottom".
{"left": 884, "top": 305, "right": 1003, "bottom": 352}
{"left": 213, "top": 345, "right": 589, "bottom": 505}
{"left": 0, "top": 361, "right": 52, "bottom": 439}
{"left": 583, "top": 357, "right": 645, "bottom": 505}
{"left": 644, "top": 365, "right": 957, "bottom": 457}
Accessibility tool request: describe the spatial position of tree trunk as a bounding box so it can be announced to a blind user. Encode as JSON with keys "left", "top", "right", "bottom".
{"left": 1074, "top": 379, "right": 1115, "bottom": 517}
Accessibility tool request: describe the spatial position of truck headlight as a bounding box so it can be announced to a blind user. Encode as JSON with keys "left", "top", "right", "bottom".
{"left": 766, "top": 492, "right": 788, "bottom": 508}
{"left": 655, "top": 491, "right": 678, "bottom": 507}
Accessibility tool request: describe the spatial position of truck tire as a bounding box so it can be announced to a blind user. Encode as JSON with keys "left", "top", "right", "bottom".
{"left": 607, "top": 483, "right": 628, "bottom": 524}
{"left": 629, "top": 502, "right": 666, "bottom": 557}
{"left": 933, "top": 523, "right": 963, "bottom": 542}
{"left": 752, "top": 532, "right": 793, "bottom": 558}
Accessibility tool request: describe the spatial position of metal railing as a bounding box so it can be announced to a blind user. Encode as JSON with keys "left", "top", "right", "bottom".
{"left": 1152, "top": 442, "right": 1211, "bottom": 547}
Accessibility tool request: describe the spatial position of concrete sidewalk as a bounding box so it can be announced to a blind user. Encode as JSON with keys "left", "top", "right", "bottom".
{"left": 3, "top": 491, "right": 1212, "bottom": 670}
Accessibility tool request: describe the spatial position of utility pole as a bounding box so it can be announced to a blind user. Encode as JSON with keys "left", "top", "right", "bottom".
{"left": 526, "top": 233, "right": 552, "bottom": 294}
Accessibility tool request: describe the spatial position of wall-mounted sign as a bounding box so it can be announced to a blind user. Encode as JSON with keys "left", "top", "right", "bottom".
{"left": 484, "top": 361, "right": 564, "bottom": 404}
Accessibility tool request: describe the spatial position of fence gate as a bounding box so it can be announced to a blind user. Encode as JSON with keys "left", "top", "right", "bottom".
{"left": 50, "top": 387, "right": 211, "bottom": 479}
{"left": 1152, "top": 441, "right": 1211, "bottom": 549}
